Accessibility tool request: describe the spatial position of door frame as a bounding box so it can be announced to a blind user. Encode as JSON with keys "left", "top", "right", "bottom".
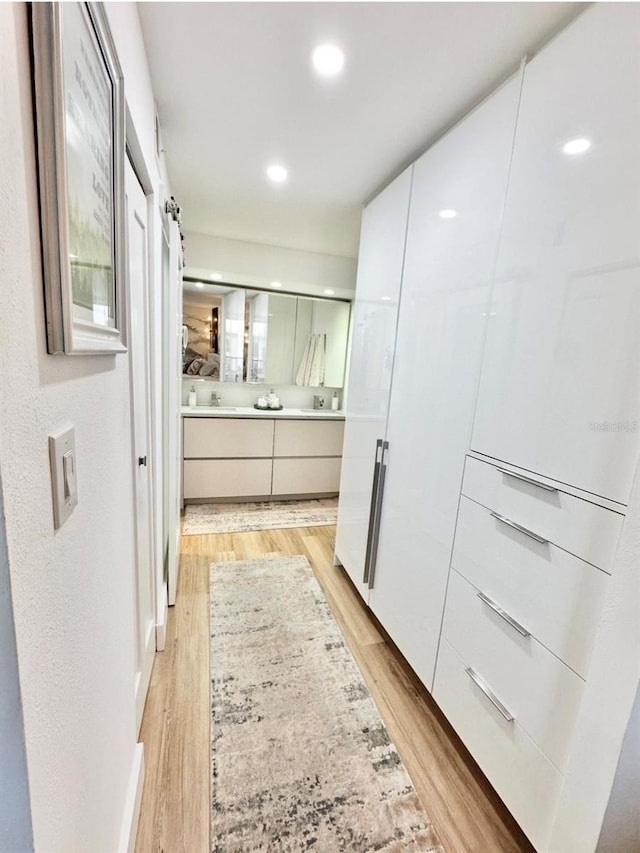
{"left": 125, "top": 153, "right": 156, "bottom": 733}
{"left": 125, "top": 110, "right": 168, "bottom": 652}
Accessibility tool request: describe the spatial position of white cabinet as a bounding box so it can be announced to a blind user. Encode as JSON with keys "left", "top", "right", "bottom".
{"left": 184, "top": 417, "right": 274, "bottom": 459}
{"left": 183, "top": 417, "right": 274, "bottom": 499}
{"left": 335, "top": 166, "right": 413, "bottom": 599}
{"left": 272, "top": 420, "right": 344, "bottom": 496}
{"left": 433, "top": 638, "right": 564, "bottom": 852}
{"left": 182, "top": 416, "right": 344, "bottom": 500}
{"left": 470, "top": 5, "right": 640, "bottom": 506}
{"left": 367, "top": 74, "right": 522, "bottom": 690}
{"left": 184, "top": 459, "right": 273, "bottom": 499}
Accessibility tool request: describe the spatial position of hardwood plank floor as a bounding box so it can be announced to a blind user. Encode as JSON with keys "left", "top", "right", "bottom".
{"left": 135, "top": 524, "right": 533, "bottom": 852}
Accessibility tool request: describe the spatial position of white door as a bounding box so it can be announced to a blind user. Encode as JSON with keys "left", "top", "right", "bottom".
{"left": 470, "top": 4, "right": 640, "bottom": 505}
{"left": 126, "top": 158, "right": 155, "bottom": 732}
{"left": 334, "top": 166, "right": 412, "bottom": 600}
{"left": 167, "top": 217, "right": 183, "bottom": 606}
{"left": 369, "top": 74, "right": 522, "bottom": 691}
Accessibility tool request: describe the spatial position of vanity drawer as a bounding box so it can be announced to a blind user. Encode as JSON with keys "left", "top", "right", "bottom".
{"left": 183, "top": 417, "right": 274, "bottom": 459}
{"left": 433, "top": 637, "right": 563, "bottom": 852}
{"left": 272, "top": 457, "right": 342, "bottom": 495}
{"left": 273, "top": 420, "right": 344, "bottom": 458}
{"left": 462, "top": 455, "right": 623, "bottom": 571}
{"left": 442, "top": 569, "right": 584, "bottom": 771}
{"left": 452, "top": 495, "right": 608, "bottom": 677}
{"left": 183, "top": 459, "right": 273, "bottom": 499}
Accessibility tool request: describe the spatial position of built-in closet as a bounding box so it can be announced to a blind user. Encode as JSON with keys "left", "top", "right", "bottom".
{"left": 335, "top": 4, "right": 640, "bottom": 851}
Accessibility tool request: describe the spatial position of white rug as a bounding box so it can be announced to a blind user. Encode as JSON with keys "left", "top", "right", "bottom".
{"left": 183, "top": 498, "right": 338, "bottom": 535}
{"left": 209, "top": 555, "right": 442, "bottom": 852}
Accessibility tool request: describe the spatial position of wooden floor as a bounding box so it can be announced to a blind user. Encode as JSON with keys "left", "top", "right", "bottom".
{"left": 134, "top": 524, "right": 534, "bottom": 852}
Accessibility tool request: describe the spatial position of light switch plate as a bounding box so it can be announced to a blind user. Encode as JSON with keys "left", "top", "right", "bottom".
{"left": 49, "top": 426, "right": 78, "bottom": 529}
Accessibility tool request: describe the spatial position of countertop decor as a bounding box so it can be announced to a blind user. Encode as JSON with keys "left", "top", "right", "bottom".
{"left": 181, "top": 405, "right": 344, "bottom": 420}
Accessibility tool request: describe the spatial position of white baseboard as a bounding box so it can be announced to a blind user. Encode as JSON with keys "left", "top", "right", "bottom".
{"left": 156, "top": 582, "right": 168, "bottom": 651}
{"left": 118, "top": 743, "right": 144, "bottom": 853}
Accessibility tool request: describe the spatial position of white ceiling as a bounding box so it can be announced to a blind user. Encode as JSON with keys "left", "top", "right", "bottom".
{"left": 139, "top": 2, "right": 584, "bottom": 260}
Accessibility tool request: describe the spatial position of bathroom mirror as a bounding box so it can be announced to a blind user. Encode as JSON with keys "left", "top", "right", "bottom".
{"left": 182, "top": 280, "right": 350, "bottom": 387}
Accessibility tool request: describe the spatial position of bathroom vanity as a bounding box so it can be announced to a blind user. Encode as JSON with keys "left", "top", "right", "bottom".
{"left": 181, "top": 407, "right": 345, "bottom": 502}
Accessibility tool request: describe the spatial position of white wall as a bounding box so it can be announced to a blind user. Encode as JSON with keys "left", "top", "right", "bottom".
{"left": 0, "top": 474, "right": 33, "bottom": 852}
{"left": 0, "top": 4, "right": 164, "bottom": 850}
{"left": 185, "top": 231, "right": 357, "bottom": 299}
{"left": 597, "top": 681, "right": 640, "bottom": 852}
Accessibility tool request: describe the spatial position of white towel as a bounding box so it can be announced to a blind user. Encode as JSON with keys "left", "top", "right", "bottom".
{"left": 296, "top": 333, "right": 326, "bottom": 386}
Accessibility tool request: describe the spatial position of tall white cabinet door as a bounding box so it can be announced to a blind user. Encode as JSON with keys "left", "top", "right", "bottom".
{"left": 335, "top": 166, "right": 412, "bottom": 599}
{"left": 368, "top": 75, "right": 522, "bottom": 691}
{"left": 471, "top": 5, "right": 640, "bottom": 506}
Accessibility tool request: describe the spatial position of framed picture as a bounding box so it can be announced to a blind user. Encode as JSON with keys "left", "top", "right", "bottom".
{"left": 31, "top": 2, "right": 126, "bottom": 354}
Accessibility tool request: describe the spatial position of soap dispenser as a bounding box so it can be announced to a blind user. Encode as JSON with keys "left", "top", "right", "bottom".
{"left": 188, "top": 385, "right": 197, "bottom": 408}
{"left": 331, "top": 391, "right": 339, "bottom": 411}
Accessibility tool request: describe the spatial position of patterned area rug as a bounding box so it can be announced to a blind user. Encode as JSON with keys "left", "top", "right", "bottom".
{"left": 209, "top": 555, "right": 442, "bottom": 852}
{"left": 184, "top": 498, "right": 337, "bottom": 535}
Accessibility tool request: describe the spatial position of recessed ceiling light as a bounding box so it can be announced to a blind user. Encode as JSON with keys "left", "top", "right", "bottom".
{"left": 270, "top": 281, "right": 282, "bottom": 289}
{"left": 312, "top": 43, "right": 345, "bottom": 78}
{"left": 562, "top": 137, "right": 591, "bottom": 155}
{"left": 195, "top": 282, "right": 204, "bottom": 288}
{"left": 209, "top": 273, "right": 222, "bottom": 281}
{"left": 381, "top": 296, "right": 392, "bottom": 301}
{"left": 324, "top": 289, "right": 335, "bottom": 295}
{"left": 266, "top": 164, "right": 288, "bottom": 183}
{"left": 439, "top": 209, "right": 457, "bottom": 219}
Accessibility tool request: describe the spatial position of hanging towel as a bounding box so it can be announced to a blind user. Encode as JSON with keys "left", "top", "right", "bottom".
{"left": 296, "top": 333, "right": 326, "bottom": 386}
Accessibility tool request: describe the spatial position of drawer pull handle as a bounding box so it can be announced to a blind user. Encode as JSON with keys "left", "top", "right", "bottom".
{"left": 466, "top": 667, "right": 514, "bottom": 722}
{"left": 477, "top": 591, "right": 530, "bottom": 638}
{"left": 497, "top": 467, "right": 557, "bottom": 492}
{"left": 490, "top": 511, "right": 548, "bottom": 545}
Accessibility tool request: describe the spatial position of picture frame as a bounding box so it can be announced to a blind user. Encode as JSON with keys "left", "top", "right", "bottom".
{"left": 31, "top": 2, "right": 126, "bottom": 354}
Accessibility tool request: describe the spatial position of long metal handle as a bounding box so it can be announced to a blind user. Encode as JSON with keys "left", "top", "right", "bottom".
{"left": 497, "top": 467, "right": 557, "bottom": 493}
{"left": 490, "top": 511, "right": 548, "bottom": 544}
{"left": 477, "top": 591, "right": 530, "bottom": 638}
{"left": 368, "top": 441, "right": 388, "bottom": 590}
{"left": 363, "top": 439, "right": 383, "bottom": 584}
{"left": 466, "top": 667, "right": 514, "bottom": 722}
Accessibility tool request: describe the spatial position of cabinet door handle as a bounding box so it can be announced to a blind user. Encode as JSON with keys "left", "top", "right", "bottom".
{"left": 363, "top": 439, "right": 383, "bottom": 584}
{"left": 466, "top": 667, "right": 514, "bottom": 722}
{"left": 477, "top": 591, "right": 530, "bottom": 637}
{"left": 497, "top": 467, "right": 557, "bottom": 493}
{"left": 490, "top": 511, "right": 548, "bottom": 544}
{"left": 368, "top": 441, "right": 388, "bottom": 590}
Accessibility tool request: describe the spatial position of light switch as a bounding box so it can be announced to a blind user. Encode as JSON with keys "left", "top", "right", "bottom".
{"left": 49, "top": 426, "right": 78, "bottom": 529}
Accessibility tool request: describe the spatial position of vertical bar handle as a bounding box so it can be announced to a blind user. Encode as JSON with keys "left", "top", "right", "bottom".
{"left": 368, "top": 441, "right": 389, "bottom": 590}
{"left": 363, "top": 439, "right": 383, "bottom": 583}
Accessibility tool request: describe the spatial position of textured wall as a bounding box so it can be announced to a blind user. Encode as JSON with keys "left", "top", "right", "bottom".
{"left": 597, "top": 682, "right": 640, "bottom": 852}
{"left": 0, "top": 5, "right": 140, "bottom": 850}
{"left": 0, "top": 477, "right": 33, "bottom": 851}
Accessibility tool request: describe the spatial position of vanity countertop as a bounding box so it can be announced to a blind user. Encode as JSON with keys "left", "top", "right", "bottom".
{"left": 181, "top": 405, "right": 345, "bottom": 420}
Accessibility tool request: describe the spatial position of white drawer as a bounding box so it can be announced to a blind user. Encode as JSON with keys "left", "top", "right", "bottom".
{"left": 433, "top": 638, "right": 563, "bottom": 852}
{"left": 184, "top": 418, "right": 274, "bottom": 459}
{"left": 452, "top": 495, "right": 608, "bottom": 678}
{"left": 462, "top": 456, "right": 623, "bottom": 572}
{"left": 273, "top": 419, "right": 344, "bottom": 458}
{"left": 442, "top": 570, "right": 584, "bottom": 772}
{"left": 272, "top": 457, "right": 342, "bottom": 496}
{"left": 183, "top": 459, "right": 272, "bottom": 499}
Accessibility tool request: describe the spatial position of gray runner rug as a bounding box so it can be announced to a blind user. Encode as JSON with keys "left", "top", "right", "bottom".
{"left": 209, "top": 555, "right": 442, "bottom": 852}
{"left": 184, "top": 498, "right": 337, "bottom": 535}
